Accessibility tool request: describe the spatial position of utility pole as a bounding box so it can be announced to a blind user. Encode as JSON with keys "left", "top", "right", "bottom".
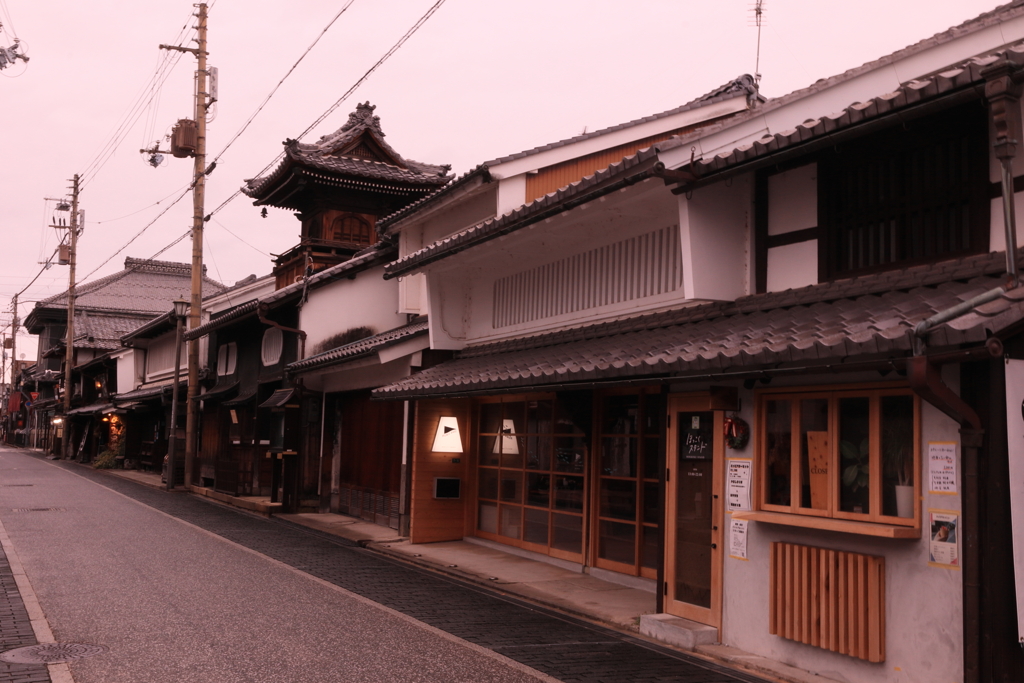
{"left": 161, "top": 3, "right": 208, "bottom": 486}
{"left": 62, "top": 174, "right": 80, "bottom": 459}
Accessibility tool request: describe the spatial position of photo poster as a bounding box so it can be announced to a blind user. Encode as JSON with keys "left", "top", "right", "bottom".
{"left": 1004, "top": 358, "right": 1024, "bottom": 643}
{"left": 726, "top": 459, "right": 752, "bottom": 512}
{"left": 928, "top": 510, "right": 960, "bottom": 570}
{"left": 729, "top": 518, "right": 748, "bottom": 560}
{"left": 928, "top": 442, "right": 958, "bottom": 494}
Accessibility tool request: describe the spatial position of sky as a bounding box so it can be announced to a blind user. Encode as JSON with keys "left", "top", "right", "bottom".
{"left": 0, "top": 0, "right": 1008, "bottom": 366}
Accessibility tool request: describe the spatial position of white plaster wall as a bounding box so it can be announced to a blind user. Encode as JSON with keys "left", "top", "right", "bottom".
{"left": 299, "top": 265, "right": 404, "bottom": 358}
{"left": 768, "top": 164, "right": 817, "bottom": 235}
{"left": 398, "top": 273, "right": 424, "bottom": 315}
{"left": 426, "top": 270, "right": 468, "bottom": 350}
{"left": 988, "top": 193, "right": 1024, "bottom": 255}
{"left": 114, "top": 350, "right": 137, "bottom": 395}
{"left": 496, "top": 175, "right": 527, "bottom": 217}
{"left": 680, "top": 175, "right": 751, "bottom": 301}
{"left": 405, "top": 186, "right": 498, "bottom": 257}
{"left": 766, "top": 241, "right": 818, "bottom": 293}
{"left": 659, "top": 16, "right": 1024, "bottom": 174}
{"left": 144, "top": 335, "right": 184, "bottom": 382}
{"left": 721, "top": 374, "right": 964, "bottom": 683}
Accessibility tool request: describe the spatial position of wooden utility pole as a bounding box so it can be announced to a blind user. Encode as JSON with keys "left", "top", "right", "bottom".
{"left": 62, "top": 174, "right": 80, "bottom": 459}
{"left": 161, "top": 3, "right": 209, "bottom": 485}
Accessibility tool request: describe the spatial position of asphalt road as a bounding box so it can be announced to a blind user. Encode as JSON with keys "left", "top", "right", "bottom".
{"left": 0, "top": 447, "right": 552, "bottom": 683}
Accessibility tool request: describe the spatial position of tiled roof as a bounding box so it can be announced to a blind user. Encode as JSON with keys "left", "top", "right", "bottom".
{"left": 121, "top": 311, "right": 175, "bottom": 344}
{"left": 243, "top": 102, "right": 451, "bottom": 200}
{"left": 373, "top": 251, "right": 1024, "bottom": 399}
{"left": 287, "top": 320, "right": 429, "bottom": 375}
{"left": 29, "top": 257, "right": 223, "bottom": 324}
{"left": 260, "top": 242, "right": 396, "bottom": 308}
{"left": 377, "top": 75, "right": 758, "bottom": 232}
{"left": 183, "top": 300, "right": 259, "bottom": 342}
{"left": 383, "top": 144, "right": 671, "bottom": 279}
{"left": 113, "top": 381, "right": 181, "bottom": 405}
{"left": 684, "top": 47, "right": 1023, "bottom": 181}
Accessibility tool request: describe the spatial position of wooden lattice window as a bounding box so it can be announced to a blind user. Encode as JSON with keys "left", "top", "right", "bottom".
{"left": 818, "top": 102, "right": 989, "bottom": 278}
{"left": 331, "top": 215, "right": 372, "bottom": 245}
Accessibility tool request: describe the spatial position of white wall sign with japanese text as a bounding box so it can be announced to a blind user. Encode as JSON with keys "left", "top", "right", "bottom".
{"left": 928, "top": 442, "right": 958, "bottom": 494}
{"left": 726, "top": 459, "right": 752, "bottom": 512}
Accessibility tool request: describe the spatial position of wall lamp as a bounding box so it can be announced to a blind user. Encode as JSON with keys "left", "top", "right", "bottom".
{"left": 431, "top": 416, "right": 463, "bottom": 453}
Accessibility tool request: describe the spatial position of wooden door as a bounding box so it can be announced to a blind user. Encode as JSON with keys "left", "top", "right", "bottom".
{"left": 664, "top": 396, "right": 724, "bottom": 628}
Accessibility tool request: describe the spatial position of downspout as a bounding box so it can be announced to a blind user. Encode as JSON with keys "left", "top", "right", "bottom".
{"left": 907, "top": 58, "right": 1024, "bottom": 683}
{"left": 257, "top": 303, "right": 307, "bottom": 362}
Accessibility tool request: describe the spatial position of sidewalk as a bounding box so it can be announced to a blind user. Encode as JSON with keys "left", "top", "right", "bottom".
{"left": 95, "top": 465, "right": 834, "bottom": 683}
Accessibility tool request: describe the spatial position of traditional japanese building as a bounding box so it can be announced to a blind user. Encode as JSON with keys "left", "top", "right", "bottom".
{"left": 242, "top": 101, "right": 452, "bottom": 289}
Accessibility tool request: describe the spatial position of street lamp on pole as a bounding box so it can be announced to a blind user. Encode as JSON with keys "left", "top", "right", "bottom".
{"left": 166, "top": 298, "right": 189, "bottom": 491}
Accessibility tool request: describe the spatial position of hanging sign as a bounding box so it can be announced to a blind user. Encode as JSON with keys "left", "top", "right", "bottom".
{"left": 1004, "top": 359, "right": 1024, "bottom": 643}
{"left": 928, "top": 442, "right": 958, "bottom": 494}
{"left": 726, "top": 459, "right": 752, "bottom": 512}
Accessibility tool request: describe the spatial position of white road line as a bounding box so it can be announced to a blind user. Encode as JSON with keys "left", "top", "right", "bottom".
{"left": 7, "top": 450, "right": 559, "bottom": 683}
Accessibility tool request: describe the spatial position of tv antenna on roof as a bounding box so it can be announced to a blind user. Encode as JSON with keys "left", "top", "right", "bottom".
{"left": 749, "top": 0, "right": 765, "bottom": 86}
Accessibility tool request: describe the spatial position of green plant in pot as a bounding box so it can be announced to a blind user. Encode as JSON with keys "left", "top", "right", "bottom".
{"left": 841, "top": 438, "right": 869, "bottom": 512}
{"left": 883, "top": 419, "right": 914, "bottom": 518}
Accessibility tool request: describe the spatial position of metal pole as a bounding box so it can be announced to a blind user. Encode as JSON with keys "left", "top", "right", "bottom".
{"left": 62, "top": 175, "right": 79, "bottom": 459}
{"left": 184, "top": 3, "right": 208, "bottom": 488}
{"left": 167, "top": 313, "right": 184, "bottom": 491}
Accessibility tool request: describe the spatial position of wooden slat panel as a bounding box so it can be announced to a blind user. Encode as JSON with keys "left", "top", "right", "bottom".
{"left": 769, "top": 542, "right": 885, "bottom": 662}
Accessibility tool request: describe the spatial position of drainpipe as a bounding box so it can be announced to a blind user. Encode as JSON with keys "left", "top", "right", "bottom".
{"left": 257, "top": 303, "right": 307, "bottom": 361}
{"left": 984, "top": 59, "right": 1024, "bottom": 287}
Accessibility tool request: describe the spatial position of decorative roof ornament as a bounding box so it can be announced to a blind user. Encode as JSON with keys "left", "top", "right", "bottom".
{"left": 336, "top": 101, "right": 384, "bottom": 137}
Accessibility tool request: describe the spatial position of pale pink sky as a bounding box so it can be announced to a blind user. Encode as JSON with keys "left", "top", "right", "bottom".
{"left": 0, "top": 0, "right": 1006, "bottom": 364}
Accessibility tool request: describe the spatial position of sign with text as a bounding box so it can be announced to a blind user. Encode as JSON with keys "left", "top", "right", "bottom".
{"left": 928, "top": 442, "right": 958, "bottom": 494}
{"left": 679, "top": 412, "right": 712, "bottom": 460}
{"left": 726, "top": 459, "right": 752, "bottom": 511}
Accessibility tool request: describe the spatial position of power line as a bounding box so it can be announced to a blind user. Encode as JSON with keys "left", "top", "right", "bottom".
{"left": 78, "top": 8, "right": 196, "bottom": 188}
{"left": 78, "top": 185, "right": 193, "bottom": 284}
{"left": 210, "top": 0, "right": 358, "bottom": 166}
{"left": 209, "top": 217, "right": 269, "bottom": 257}
{"left": 209, "top": 0, "right": 449, "bottom": 221}
{"left": 92, "top": 183, "right": 192, "bottom": 224}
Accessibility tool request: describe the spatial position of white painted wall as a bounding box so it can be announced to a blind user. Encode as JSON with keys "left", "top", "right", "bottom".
{"left": 767, "top": 241, "right": 818, "bottom": 293}
{"left": 299, "top": 264, "right": 405, "bottom": 358}
{"left": 680, "top": 175, "right": 751, "bottom": 301}
{"left": 496, "top": 175, "right": 527, "bottom": 217}
{"left": 720, "top": 371, "right": 964, "bottom": 683}
{"left": 145, "top": 334, "right": 184, "bottom": 383}
{"left": 768, "top": 164, "right": 816, "bottom": 235}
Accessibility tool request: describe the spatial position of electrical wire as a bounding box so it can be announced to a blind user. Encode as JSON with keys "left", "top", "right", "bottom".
{"left": 77, "top": 185, "right": 193, "bottom": 284}
{"left": 93, "top": 183, "right": 192, "bottom": 224}
{"left": 209, "top": 0, "right": 358, "bottom": 166}
{"left": 208, "top": 0, "right": 449, "bottom": 221}
{"left": 78, "top": 8, "right": 197, "bottom": 188}
{"left": 209, "top": 217, "right": 269, "bottom": 257}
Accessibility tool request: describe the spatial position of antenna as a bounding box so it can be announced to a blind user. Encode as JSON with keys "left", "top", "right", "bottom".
{"left": 749, "top": 0, "right": 765, "bottom": 86}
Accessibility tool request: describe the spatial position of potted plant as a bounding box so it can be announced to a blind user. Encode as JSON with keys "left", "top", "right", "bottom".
{"left": 883, "top": 420, "right": 915, "bottom": 518}
{"left": 840, "top": 438, "right": 870, "bottom": 513}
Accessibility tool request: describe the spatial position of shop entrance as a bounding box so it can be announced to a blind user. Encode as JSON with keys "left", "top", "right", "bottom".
{"left": 664, "top": 396, "right": 723, "bottom": 628}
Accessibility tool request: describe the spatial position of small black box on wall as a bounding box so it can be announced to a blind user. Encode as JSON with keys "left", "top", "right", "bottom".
{"left": 434, "top": 477, "right": 461, "bottom": 499}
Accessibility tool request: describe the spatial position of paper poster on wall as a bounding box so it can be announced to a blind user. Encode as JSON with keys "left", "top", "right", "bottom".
{"left": 726, "top": 459, "right": 752, "bottom": 511}
{"left": 1004, "top": 358, "right": 1024, "bottom": 643}
{"left": 928, "top": 510, "right": 960, "bottom": 569}
{"left": 729, "top": 518, "right": 748, "bottom": 560}
{"left": 928, "top": 442, "right": 958, "bottom": 494}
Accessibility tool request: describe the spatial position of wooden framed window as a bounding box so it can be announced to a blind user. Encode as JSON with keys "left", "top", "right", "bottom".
{"left": 592, "top": 389, "right": 664, "bottom": 579}
{"left": 475, "top": 394, "right": 589, "bottom": 563}
{"left": 753, "top": 385, "right": 920, "bottom": 536}
{"left": 817, "top": 102, "right": 989, "bottom": 279}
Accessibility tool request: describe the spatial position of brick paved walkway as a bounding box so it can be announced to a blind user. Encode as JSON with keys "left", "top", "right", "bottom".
{"left": 0, "top": 543, "right": 49, "bottom": 683}
{"left": 30, "top": 455, "right": 771, "bottom": 683}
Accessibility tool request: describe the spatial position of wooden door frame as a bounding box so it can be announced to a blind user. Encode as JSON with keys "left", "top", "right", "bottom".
{"left": 664, "top": 394, "right": 725, "bottom": 628}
